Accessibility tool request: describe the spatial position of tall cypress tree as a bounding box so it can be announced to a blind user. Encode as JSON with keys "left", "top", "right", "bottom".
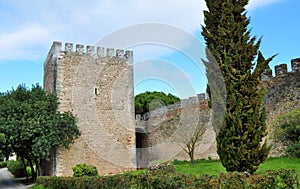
{"left": 202, "top": 0, "right": 275, "bottom": 173}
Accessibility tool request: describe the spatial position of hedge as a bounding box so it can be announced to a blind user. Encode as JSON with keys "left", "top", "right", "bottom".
{"left": 0, "top": 161, "right": 8, "bottom": 168}
{"left": 72, "top": 163, "right": 98, "bottom": 177}
{"left": 7, "top": 160, "right": 26, "bottom": 178}
{"left": 35, "top": 169, "right": 299, "bottom": 189}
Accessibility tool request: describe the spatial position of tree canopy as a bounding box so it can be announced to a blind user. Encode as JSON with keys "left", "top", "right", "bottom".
{"left": 0, "top": 84, "right": 81, "bottom": 178}
{"left": 202, "top": 0, "right": 274, "bottom": 173}
{"left": 134, "top": 91, "right": 180, "bottom": 116}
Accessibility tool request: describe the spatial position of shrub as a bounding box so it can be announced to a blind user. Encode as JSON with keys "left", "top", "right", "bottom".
{"left": 286, "top": 142, "right": 300, "bottom": 158}
{"left": 35, "top": 169, "right": 299, "bottom": 189}
{"left": 147, "top": 161, "right": 176, "bottom": 174}
{"left": 7, "top": 160, "right": 26, "bottom": 177}
{"left": 72, "top": 163, "right": 98, "bottom": 177}
{"left": 0, "top": 161, "right": 8, "bottom": 168}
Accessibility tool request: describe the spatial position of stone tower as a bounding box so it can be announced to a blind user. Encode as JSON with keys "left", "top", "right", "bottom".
{"left": 43, "top": 41, "right": 136, "bottom": 176}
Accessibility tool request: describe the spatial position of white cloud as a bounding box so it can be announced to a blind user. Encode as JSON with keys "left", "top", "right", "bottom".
{"left": 0, "top": 0, "right": 284, "bottom": 61}
{"left": 0, "top": 25, "right": 52, "bottom": 60}
{"left": 0, "top": 0, "right": 207, "bottom": 61}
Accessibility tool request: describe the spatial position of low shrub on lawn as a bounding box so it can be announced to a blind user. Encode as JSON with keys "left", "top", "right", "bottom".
{"left": 7, "top": 160, "right": 26, "bottom": 178}
{"left": 72, "top": 163, "right": 98, "bottom": 177}
{"left": 35, "top": 169, "right": 299, "bottom": 189}
{"left": 0, "top": 161, "right": 8, "bottom": 168}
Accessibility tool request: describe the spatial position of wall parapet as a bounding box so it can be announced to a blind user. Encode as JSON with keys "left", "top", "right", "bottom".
{"left": 262, "top": 58, "right": 300, "bottom": 80}
{"left": 48, "top": 41, "right": 133, "bottom": 63}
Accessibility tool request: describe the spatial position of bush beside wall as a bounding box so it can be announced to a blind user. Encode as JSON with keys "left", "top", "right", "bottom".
{"left": 35, "top": 169, "right": 299, "bottom": 189}
{"left": 0, "top": 161, "right": 8, "bottom": 168}
{"left": 72, "top": 163, "right": 98, "bottom": 177}
{"left": 7, "top": 160, "right": 26, "bottom": 178}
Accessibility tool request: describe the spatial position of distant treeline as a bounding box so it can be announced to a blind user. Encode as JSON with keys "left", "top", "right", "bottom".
{"left": 134, "top": 91, "right": 180, "bottom": 115}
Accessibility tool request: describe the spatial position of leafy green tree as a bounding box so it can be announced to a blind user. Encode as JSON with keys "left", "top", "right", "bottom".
{"left": 0, "top": 84, "right": 81, "bottom": 179}
{"left": 134, "top": 91, "right": 180, "bottom": 116}
{"left": 0, "top": 133, "right": 12, "bottom": 161}
{"left": 275, "top": 108, "right": 300, "bottom": 158}
{"left": 202, "top": 0, "right": 275, "bottom": 173}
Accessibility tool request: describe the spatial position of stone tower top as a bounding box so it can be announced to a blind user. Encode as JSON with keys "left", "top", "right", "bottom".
{"left": 46, "top": 41, "right": 133, "bottom": 64}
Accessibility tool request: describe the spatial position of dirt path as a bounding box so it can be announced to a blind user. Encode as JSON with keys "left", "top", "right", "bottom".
{"left": 0, "top": 168, "right": 27, "bottom": 189}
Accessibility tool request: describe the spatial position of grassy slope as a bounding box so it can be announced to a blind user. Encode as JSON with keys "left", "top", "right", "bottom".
{"left": 127, "top": 157, "right": 300, "bottom": 177}
{"left": 174, "top": 160, "right": 225, "bottom": 176}
{"left": 174, "top": 157, "right": 300, "bottom": 176}
{"left": 256, "top": 157, "right": 300, "bottom": 173}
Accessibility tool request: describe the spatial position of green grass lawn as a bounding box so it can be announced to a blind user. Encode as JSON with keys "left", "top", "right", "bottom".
{"left": 174, "top": 157, "right": 300, "bottom": 176}
{"left": 174, "top": 159, "right": 225, "bottom": 176}
{"left": 256, "top": 157, "right": 300, "bottom": 173}
{"left": 128, "top": 157, "right": 300, "bottom": 176}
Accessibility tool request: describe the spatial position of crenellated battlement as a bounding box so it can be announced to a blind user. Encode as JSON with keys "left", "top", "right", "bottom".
{"left": 262, "top": 58, "right": 300, "bottom": 80}
{"left": 291, "top": 58, "right": 300, "bottom": 72}
{"left": 49, "top": 41, "right": 133, "bottom": 63}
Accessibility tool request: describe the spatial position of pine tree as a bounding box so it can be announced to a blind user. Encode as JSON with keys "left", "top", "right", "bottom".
{"left": 202, "top": 0, "right": 275, "bottom": 173}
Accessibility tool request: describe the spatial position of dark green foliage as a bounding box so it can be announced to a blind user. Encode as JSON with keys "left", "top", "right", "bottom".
{"left": 277, "top": 122, "right": 300, "bottom": 143}
{"left": 72, "top": 163, "right": 98, "bottom": 177}
{"left": 0, "top": 133, "right": 12, "bottom": 160}
{"left": 134, "top": 91, "right": 180, "bottom": 115}
{"left": 286, "top": 143, "right": 300, "bottom": 158}
{"left": 202, "top": 0, "right": 274, "bottom": 173}
{"left": 35, "top": 169, "right": 299, "bottom": 189}
{"left": 275, "top": 108, "right": 300, "bottom": 158}
{"left": 7, "top": 160, "right": 26, "bottom": 178}
{"left": 0, "top": 84, "right": 81, "bottom": 178}
{"left": 0, "top": 161, "right": 7, "bottom": 168}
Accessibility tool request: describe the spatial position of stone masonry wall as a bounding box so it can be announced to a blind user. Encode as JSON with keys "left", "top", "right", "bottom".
{"left": 137, "top": 59, "right": 300, "bottom": 165}
{"left": 136, "top": 96, "right": 218, "bottom": 168}
{"left": 262, "top": 60, "right": 300, "bottom": 156}
{"left": 44, "top": 42, "right": 135, "bottom": 176}
{"left": 44, "top": 40, "right": 299, "bottom": 174}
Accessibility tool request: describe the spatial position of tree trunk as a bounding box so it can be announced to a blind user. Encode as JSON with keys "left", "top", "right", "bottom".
{"left": 21, "top": 157, "right": 28, "bottom": 182}
{"left": 36, "top": 160, "right": 42, "bottom": 177}
{"left": 189, "top": 151, "right": 195, "bottom": 165}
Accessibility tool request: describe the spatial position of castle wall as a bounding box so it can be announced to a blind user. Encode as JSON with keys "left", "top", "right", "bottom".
{"left": 136, "top": 95, "right": 218, "bottom": 167}
{"left": 44, "top": 40, "right": 300, "bottom": 173}
{"left": 137, "top": 59, "right": 300, "bottom": 165}
{"left": 44, "top": 42, "right": 135, "bottom": 176}
{"left": 263, "top": 61, "right": 300, "bottom": 156}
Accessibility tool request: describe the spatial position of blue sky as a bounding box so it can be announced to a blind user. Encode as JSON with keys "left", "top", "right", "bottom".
{"left": 0, "top": 0, "right": 299, "bottom": 99}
